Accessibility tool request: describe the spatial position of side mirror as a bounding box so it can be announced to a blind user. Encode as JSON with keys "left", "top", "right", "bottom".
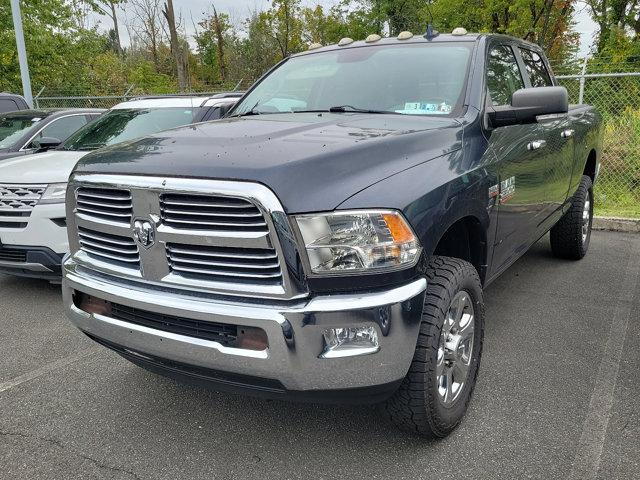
{"left": 33, "top": 136, "right": 62, "bottom": 151}
{"left": 487, "top": 86, "right": 569, "bottom": 128}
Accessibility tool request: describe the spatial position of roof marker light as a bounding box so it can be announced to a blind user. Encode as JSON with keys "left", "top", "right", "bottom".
{"left": 308, "top": 43, "right": 322, "bottom": 50}
{"left": 397, "top": 31, "right": 413, "bottom": 40}
{"left": 365, "top": 34, "right": 382, "bottom": 43}
{"left": 452, "top": 27, "right": 468, "bottom": 36}
{"left": 338, "top": 37, "right": 354, "bottom": 46}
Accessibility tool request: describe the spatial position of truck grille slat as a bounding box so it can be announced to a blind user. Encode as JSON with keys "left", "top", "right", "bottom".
{"left": 162, "top": 207, "right": 264, "bottom": 218}
{"left": 161, "top": 217, "right": 268, "bottom": 228}
{"left": 166, "top": 243, "right": 283, "bottom": 283}
{"left": 78, "top": 227, "right": 140, "bottom": 267}
{"left": 160, "top": 193, "right": 268, "bottom": 232}
{"left": 167, "top": 245, "right": 278, "bottom": 260}
{"left": 77, "top": 187, "right": 132, "bottom": 224}
{"left": 170, "top": 264, "right": 282, "bottom": 279}
{"left": 77, "top": 229, "right": 136, "bottom": 247}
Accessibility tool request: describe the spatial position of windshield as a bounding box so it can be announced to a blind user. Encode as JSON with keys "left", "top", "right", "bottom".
{"left": 233, "top": 43, "right": 473, "bottom": 117}
{"left": 0, "top": 113, "right": 48, "bottom": 148}
{"left": 62, "top": 107, "right": 200, "bottom": 151}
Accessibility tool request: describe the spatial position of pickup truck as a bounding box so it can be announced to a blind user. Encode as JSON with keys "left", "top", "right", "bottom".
{"left": 63, "top": 31, "right": 603, "bottom": 438}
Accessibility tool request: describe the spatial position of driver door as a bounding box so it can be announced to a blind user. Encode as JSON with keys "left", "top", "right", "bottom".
{"left": 485, "top": 44, "right": 548, "bottom": 274}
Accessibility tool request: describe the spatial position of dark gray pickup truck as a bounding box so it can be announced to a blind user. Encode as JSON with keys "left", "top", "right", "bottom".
{"left": 62, "top": 31, "right": 603, "bottom": 438}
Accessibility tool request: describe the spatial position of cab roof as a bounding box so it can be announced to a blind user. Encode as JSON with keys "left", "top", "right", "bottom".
{"left": 294, "top": 33, "right": 482, "bottom": 57}
{"left": 293, "top": 32, "right": 544, "bottom": 58}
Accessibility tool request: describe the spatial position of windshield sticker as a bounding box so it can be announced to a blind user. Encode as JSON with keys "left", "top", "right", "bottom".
{"left": 396, "top": 102, "right": 452, "bottom": 115}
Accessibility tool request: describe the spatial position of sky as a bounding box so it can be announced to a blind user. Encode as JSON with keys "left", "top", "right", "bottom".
{"left": 91, "top": 0, "right": 598, "bottom": 57}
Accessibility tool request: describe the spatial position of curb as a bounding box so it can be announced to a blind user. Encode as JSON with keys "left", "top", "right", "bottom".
{"left": 593, "top": 216, "right": 640, "bottom": 233}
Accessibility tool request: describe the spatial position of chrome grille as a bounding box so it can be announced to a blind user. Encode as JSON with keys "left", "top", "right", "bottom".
{"left": 69, "top": 175, "right": 306, "bottom": 300}
{"left": 167, "top": 243, "right": 282, "bottom": 285}
{"left": 160, "top": 193, "right": 268, "bottom": 232}
{"left": 0, "top": 184, "right": 46, "bottom": 214}
{"left": 78, "top": 227, "right": 140, "bottom": 268}
{"left": 76, "top": 187, "right": 132, "bottom": 224}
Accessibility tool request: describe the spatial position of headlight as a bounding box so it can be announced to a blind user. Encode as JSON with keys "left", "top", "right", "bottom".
{"left": 295, "top": 209, "right": 421, "bottom": 274}
{"left": 38, "top": 183, "right": 68, "bottom": 205}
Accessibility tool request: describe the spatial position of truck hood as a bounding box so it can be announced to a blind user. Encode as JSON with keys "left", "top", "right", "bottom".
{"left": 75, "top": 113, "right": 463, "bottom": 212}
{"left": 0, "top": 150, "right": 86, "bottom": 184}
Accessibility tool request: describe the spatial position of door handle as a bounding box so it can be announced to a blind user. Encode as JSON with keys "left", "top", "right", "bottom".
{"left": 527, "top": 140, "right": 547, "bottom": 151}
{"left": 561, "top": 129, "right": 575, "bottom": 139}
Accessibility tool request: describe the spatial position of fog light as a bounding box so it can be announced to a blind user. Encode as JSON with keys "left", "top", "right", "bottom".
{"left": 320, "top": 326, "right": 379, "bottom": 358}
{"left": 76, "top": 292, "right": 112, "bottom": 316}
{"left": 236, "top": 326, "right": 269, "bottom": 351}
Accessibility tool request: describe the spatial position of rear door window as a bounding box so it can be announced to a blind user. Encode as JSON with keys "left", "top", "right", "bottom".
{"left": 486, "top": 45, "right": 525, "bottom": 106}
{"left": 520, "top": 48, "right": 553, "bottom": 87}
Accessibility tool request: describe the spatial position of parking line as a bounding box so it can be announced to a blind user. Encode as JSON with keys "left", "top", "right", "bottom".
{"left": 568, "top": 247, "right": 640, "bottom": 480}
{"left": 0, "top": 349, "right": 98, "bottom": 394}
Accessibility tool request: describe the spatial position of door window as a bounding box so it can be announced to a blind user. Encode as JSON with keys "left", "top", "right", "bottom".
{"left": 26, "top": 115, "right": 88, "bottom": 148}
{"left": 520, "top": 48, "right": 553, "bottom": 87}
{"left": 486, "top": 45, "right": 525, "bottom": 106}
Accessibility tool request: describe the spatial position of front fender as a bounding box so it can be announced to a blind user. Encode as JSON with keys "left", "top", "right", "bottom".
{"left": 338, "top": 149, "right": 492, "bottom": 260}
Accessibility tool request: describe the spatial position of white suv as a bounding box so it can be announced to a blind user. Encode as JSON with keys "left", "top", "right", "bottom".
{"left": 0, "top": 94, "right": 240, "bottom": 280}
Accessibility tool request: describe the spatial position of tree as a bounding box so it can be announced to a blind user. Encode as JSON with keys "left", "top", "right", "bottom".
{"left": 585, "top": 0, "right": 640, "bottom": 53}
{"left": 195, "top": 7, "right": 233, "bottom": 84}
{"left": 212, "top": 6, "right": 226, "bottom": 82}
{"left": 128, "top": 0, "right": 163, "bottom": 70}
{"left": 86, "top": 0, "right": 126, "bottom": 55}
{"left": 263, "top": 0, "right": 304, "bottom": 59}
{"left": 162, "top": 0, "right": 188, "bottom": 91}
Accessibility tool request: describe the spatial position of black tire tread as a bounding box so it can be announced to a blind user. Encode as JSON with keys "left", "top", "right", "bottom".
{"left": 383, "top": 256, "right": 484, "bottom": 438}
{"left": 550, "top": 175, "right": 593, "bottom": 260}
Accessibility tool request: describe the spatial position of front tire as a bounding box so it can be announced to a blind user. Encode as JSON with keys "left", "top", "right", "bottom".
{"left": 550, "top": 175, "right": 594, "bottom": 260}
{"left": 384, "top": 256, "right": 485, "bottom": 438}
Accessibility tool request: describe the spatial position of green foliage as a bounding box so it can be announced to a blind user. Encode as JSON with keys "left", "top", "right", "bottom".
{"left": 595, "top": 107, "right": 640, "bottom": 218}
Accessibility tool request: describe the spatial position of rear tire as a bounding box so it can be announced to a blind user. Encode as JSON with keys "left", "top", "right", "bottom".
{"left": 384, "top": 256, "right": 484, "bottom": 438}
{"left": 550, "top": 175, "right": 593, "bottom": 260}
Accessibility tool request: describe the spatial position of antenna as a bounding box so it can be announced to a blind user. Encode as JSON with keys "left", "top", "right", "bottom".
{"left": 423, "top": 1, "right": 439, "bottom": 40}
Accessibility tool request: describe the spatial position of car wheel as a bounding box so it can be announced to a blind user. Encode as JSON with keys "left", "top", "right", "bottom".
{"left": 550, "top": 174, "right": 593, "bottom": 260}
{"left": 384, "top": 256, "right": 485, "bottom": 438}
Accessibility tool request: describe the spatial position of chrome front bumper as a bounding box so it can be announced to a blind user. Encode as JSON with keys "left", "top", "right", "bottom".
{"left": 63, "top": 260, "right": 427, "bottom": 397}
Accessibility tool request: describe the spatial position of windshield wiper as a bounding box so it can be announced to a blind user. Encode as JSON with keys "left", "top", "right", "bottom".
{"left": 328, "top": 105, "right": 398, "bottom": 115}
{"left": 230, "top": 99, "right": 263, "bottom": 118}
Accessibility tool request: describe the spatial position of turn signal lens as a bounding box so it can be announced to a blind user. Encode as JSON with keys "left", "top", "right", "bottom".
{"left": 382, "top": 213, "right": 415, "bottom": 243}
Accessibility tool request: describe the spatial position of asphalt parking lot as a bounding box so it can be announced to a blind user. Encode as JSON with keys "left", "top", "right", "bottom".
{"left": 0, "top": 230, "right": 638, "bottom": 480}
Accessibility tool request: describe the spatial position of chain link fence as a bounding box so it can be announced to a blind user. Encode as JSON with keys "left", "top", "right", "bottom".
{"left": 556, "top": 72, "right": 640, "bottom": 218}
{"left": 32, "top": 72, "right": 640, "bottom": 219}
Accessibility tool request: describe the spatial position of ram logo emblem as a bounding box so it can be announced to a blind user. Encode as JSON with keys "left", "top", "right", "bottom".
{"left": 133, "top": 219, "right": 155, "bottom": 248}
